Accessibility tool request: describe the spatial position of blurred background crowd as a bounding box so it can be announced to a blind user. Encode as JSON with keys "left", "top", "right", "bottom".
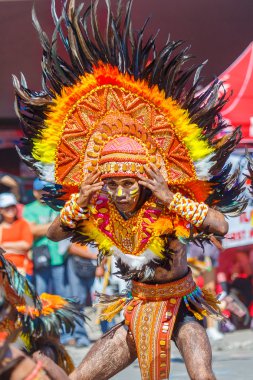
{"left": 0, "top": 172, "right": 253, "bottom": 348}
{"left": 0, "top": 0, "right": 253, "bottom": 351}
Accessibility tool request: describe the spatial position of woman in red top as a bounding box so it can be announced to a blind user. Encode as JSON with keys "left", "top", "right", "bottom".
{"left": 0, "top": 192, "right": 33, "bottom": 277}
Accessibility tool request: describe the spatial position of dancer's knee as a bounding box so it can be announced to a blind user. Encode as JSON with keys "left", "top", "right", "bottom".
{"left": 190, "top": 369, "right": 216, "bottom": 380}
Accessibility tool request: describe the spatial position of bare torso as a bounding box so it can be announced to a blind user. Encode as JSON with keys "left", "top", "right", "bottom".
{"left": 153, "top": 239, "right": 188, "bottom": 283}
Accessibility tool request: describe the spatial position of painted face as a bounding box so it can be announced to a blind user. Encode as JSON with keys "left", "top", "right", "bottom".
{"left": 105, "top": 177, "right": 141, "bottom": 214}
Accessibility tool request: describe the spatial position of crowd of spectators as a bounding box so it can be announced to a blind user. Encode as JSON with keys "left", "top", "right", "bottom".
{"left": 188, "top": 241, "right": 253, "bottom": 339}
{"left": 0, "top": 172, "right": 253, "bottom": 347}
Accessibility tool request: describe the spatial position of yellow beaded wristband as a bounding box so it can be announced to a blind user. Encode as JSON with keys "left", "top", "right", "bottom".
{"left": 169, "top": 192, "right": 208, "bottom": 228}
{"left": 60, "top": 193, "right": 89, "bottom": 229}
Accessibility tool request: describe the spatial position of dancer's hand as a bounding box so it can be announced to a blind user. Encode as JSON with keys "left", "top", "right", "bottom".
{"left": 77, "top": 169, "right": 103, "bottom": 208}
{"left": 138, "top": 163, "right": 173, "bottom": 205}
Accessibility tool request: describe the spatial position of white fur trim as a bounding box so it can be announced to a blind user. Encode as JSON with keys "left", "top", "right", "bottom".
{"left": 112, "top": 246, "right": 159, "bottom": 270}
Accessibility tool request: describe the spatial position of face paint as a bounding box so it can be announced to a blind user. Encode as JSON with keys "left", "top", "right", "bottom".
{"left": 117, "top": 187, "right": 123, "bottom": 197}
{"left": 130, "top": 188, "right": 139, "bottom": 198}
{"left": 105, "top": 177, "right": 141, "bottom": 214}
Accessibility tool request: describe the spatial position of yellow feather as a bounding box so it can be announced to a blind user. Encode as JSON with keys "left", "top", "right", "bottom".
{"left": 149, "top": 218, "right": 174, "bottom": 236}
{"left": 19, "top": 333, "right": 32, "bottom": 351}
{"left": 175, "top": 225, "right": 190, "bottom": 239}
{"left": 96, "top": 298, "right": 127, "bottom": 322}
{"left": 148, "top": 237, "right": 165, "bottom": 258}
{"left": 79, "top": 221, "right": 113, "bottom": 253}
{"left": 100, "top": 304, "right": 125, "bottom": 322}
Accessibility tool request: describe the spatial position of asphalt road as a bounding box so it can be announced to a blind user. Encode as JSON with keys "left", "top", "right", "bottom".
{"left": 68, "top": 309, "right": 253, "bottom": 380}
{"left": 110, "top": 331, "right": 253, "bottom": 379}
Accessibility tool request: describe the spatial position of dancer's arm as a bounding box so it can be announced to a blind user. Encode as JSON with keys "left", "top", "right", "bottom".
{"left": 138, "top": 163, "right": 228, "bottom": 236}
{"left": 47, "top": 215, "right": 72, "bottom": 241}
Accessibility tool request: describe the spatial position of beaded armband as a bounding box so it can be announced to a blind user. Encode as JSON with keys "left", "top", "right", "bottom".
{"left": 168, "top": 192, "right": 209, "bottom": 228}
{"left": 60, "top": 193, "right": 89, "bottom": 229}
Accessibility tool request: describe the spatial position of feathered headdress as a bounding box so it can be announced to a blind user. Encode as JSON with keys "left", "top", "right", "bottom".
{"left": 13, "top": 0, "right": 246, "bottom": 216}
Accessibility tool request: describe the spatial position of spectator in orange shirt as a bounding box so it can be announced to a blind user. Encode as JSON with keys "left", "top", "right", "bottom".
{"left": 0, "top": 192, "right": 33, "bottom": 279}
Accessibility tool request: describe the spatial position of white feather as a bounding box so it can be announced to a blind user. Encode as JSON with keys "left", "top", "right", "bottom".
{"left": 194, "top": 153, "right": 215, "bottom": 180}
{"left": 34, "top": 162, "right": 55, "bottom": 182}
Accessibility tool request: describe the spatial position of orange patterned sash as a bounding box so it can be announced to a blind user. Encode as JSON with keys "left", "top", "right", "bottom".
{"left": 124, "top": 272, "right": 196, "bottom": 380}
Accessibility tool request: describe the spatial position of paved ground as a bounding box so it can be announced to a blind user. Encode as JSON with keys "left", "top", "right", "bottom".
{"left": 67, "top": 308, "right": 253, "bottom": 379}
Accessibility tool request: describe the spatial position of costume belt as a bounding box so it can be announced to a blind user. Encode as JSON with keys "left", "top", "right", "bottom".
{"left": 131, "top": 271, "right": 196, "bottom": 300}
{"left": 96, "top": 270, "right": 223, "bottom": 380}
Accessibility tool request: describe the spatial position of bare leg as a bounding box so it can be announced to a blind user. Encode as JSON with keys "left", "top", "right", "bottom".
{"left": 70, "top": 323, "right": 137, "bottom": 380}
{"left": 175, "top": 321, "right": 216, "bottom": 380}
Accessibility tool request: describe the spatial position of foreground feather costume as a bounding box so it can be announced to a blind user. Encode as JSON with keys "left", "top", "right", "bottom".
{"left": 13, "top": 1, "right": 247, "bottom": 379}
{"left": 0, "top": 250, "right": 84, "bottom": 375}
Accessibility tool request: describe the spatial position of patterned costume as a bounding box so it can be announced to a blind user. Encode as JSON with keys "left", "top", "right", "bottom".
{"left": 13, "top": 1, "right": 247, "bottom": 379}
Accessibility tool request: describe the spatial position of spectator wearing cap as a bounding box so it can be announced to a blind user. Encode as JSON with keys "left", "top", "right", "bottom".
{"left": 0, "top": 173, "right": 23, "bottom": 218}
{"left": 23, "top": 179, "right": 70, "bottom": 296}
{"left": 0, "top": 192, "right": 33, "bottom": 278}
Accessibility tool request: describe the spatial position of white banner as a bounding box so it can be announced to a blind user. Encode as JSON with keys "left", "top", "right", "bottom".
{"left": 223, "top": 204, "right": 253, "bottom": 248}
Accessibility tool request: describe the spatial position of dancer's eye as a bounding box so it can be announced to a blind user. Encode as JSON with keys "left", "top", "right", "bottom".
{"left": 107, "top": 181, "right": 117, "bottom": 189}
{"left": 123, "top": 180, "right": 136, "bottom": 187}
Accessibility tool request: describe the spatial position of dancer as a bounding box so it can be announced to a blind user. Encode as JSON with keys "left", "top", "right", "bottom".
{"left": 13, "top": 1, "right": 247, "bottom": 379}
{"left": 0, "top": 249, "right": 83, "bottom": 377}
